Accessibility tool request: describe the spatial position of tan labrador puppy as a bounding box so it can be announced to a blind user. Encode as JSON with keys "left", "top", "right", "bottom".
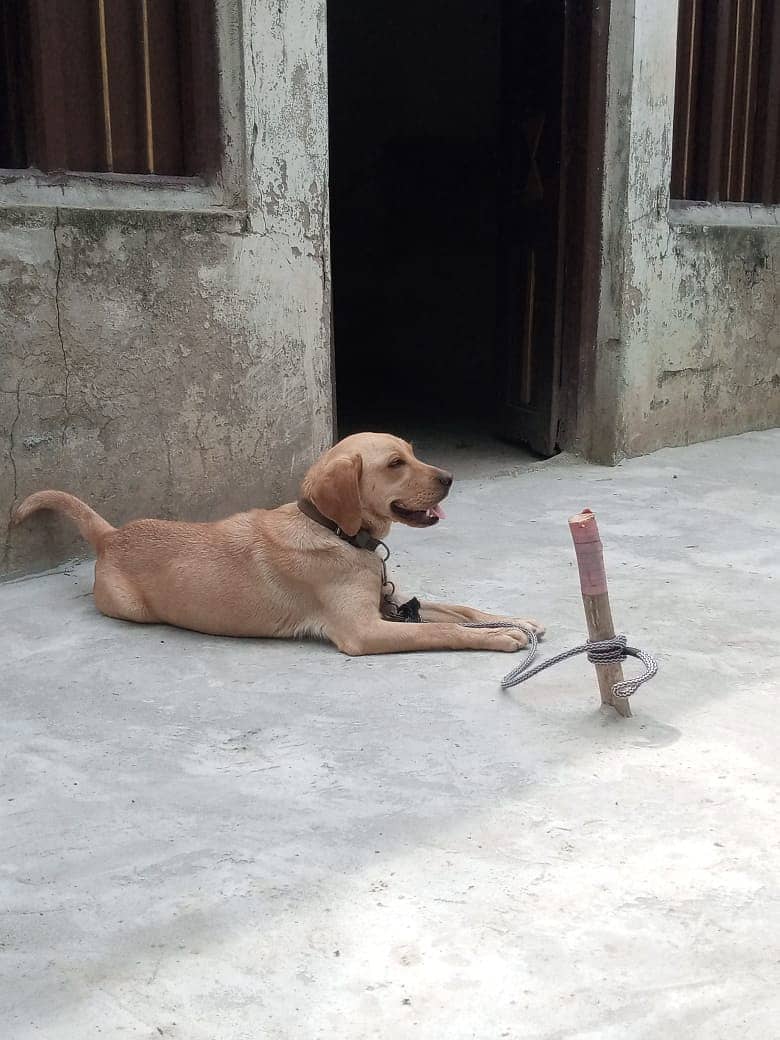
{"left": 13, "top": 433, "right": 544, "bottom": 655}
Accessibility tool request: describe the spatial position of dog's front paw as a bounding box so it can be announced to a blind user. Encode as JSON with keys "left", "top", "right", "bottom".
{"left": 474, "top": 626, "right": 534, "bottom": 652}
{"left": 508, "top": 617, "right": 545, "bottom": 638}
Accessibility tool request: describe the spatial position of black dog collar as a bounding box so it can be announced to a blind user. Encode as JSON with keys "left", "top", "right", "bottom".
{"left": 297, "top": 498, "right": 384, "bottom": 552}
{"left": 298, "top": 498, "right": 425, "bottom": 621}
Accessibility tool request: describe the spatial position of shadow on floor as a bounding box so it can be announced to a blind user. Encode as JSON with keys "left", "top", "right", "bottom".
{"left": 338, "top": 413, "right": 544, "bottom": 480}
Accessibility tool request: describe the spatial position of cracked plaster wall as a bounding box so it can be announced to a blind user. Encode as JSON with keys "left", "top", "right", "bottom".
{"left": 1, "top": 0, "right": 332, "bottom": 575}
{"left": 589, "top": 0, "right": 780, "bottom": 462}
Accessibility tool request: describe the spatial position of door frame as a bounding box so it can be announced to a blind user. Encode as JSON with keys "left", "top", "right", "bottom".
{"left": 495, "top": 0, "right": 569, "bottom": 456}
{"left": 494, "top": 0, "right": 611, "bottom": 456}
{"left": 324, "top": 0, "right": 611, "bottom": 452}
{"left": 557, "top": 0, "right": 612, "bottom": 453}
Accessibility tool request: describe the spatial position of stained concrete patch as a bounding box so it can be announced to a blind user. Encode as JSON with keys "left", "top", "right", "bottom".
{"left": 1, "top": 429, "right": 779, "bottom": 1039}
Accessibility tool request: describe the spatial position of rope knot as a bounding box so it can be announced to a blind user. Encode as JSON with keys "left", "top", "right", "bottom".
{"left": 585, "top": 634, "right": 628, "bottom": 665}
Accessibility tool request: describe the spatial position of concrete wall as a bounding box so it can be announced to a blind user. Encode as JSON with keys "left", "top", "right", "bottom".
{"left": 589, "top": 0, "right": 780, "bottom": 462}
{"left": 1, "top": 0, "right": 332, "bottom": 576}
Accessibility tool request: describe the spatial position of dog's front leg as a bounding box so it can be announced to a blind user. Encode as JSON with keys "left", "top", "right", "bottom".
{"left": 326, "top": 616, "right": 534, "bottom": 656}
{"left": 418, "top": 600, "right": 545, "bottom": 635}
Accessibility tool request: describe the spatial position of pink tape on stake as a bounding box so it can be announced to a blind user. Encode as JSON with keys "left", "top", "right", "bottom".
{"left": 568, "top": 508, "right": 608, "bottom": 597}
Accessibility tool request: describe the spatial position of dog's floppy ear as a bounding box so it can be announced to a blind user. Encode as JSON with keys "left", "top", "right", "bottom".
{"left": 307, "top": 453, "right": 363, "bottom": 536}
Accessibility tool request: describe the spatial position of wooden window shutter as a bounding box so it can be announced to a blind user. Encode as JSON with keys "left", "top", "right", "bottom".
{"left": 0, "top": 0, "right": 220, "bottom": 178}
{"left": 672, "top": 0, "right": 780, "bottom": 204}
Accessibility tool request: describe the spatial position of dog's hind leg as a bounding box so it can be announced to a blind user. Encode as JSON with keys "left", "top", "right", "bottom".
{"left": 417, "top": 601, "right": 545, "bottom": 634}
{"left": 93, "top": 562, "right": 157, "bottom": 624}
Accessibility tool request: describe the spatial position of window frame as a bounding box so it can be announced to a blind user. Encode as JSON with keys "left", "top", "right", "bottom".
{"left": 0, "top": 0, "right": 245, "bottom": 216}
{"left": 671, "top": 0, "right": 780, "bottom": 208}
{"left": 668, "top": 198, "right": 780, "bottom": 228}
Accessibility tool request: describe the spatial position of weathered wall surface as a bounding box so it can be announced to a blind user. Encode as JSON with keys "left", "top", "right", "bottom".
{"left": 589, "top": 0, "right": 780, "bottom": 462}
{"left": 1, "top": 0, "right": 331, "bottom": 576}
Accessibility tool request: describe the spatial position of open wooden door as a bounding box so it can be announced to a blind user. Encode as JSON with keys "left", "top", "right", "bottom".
{"left": 496, "top": 0, "right": 571, "bottom": 455}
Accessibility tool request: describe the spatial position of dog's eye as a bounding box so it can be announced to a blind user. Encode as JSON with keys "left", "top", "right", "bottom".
{"left": 388, "top": 458, "right": 405, "bottom": 469}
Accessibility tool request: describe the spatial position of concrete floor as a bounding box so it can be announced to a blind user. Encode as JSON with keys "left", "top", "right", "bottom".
{"left": 2, "top": 429, "right": 779, "bottom": 1039}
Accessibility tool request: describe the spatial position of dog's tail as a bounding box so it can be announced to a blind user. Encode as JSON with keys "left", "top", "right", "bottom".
{"left": 12, "top": 490, "right": 115, "bottom": 548}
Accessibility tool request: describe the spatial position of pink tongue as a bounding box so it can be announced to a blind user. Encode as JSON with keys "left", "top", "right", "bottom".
{"left": 431, "top": 503, "right": 446, "bottom": 519}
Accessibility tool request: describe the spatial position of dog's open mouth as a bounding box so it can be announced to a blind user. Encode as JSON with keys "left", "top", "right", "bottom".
{"left": 391, "top": 501, "right": 447, "bottom": 527}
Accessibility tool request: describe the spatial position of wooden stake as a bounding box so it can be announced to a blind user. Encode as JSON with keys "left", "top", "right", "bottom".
{"left": 568, "top": 509, "right": 631, "bottom": 718}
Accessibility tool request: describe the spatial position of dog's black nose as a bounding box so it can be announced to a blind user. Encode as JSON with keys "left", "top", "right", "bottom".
{"left": 437, "top": 470, "right": 454, "bottom": 488}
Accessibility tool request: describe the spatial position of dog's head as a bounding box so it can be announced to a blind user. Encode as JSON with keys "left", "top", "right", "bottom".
{"left": 300, "top": 433, "right": 453, "bottom": 538}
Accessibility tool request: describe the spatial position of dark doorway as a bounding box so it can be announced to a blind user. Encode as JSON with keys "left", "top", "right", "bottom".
{"left": 327, "top": 1, "right": 600, "bottom": 456}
